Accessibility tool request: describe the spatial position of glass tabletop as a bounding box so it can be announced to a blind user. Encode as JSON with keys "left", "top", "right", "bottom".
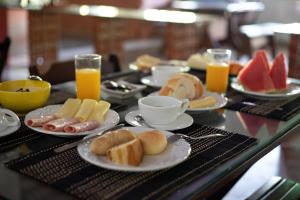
{"left": 0, "top": 70, "right": 300, "bottom": 200}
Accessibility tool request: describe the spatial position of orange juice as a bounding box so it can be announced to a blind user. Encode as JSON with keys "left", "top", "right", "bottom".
{"left": 206, "top": 63, "right": 229, "bottom": 93}
{"left": 75, "top": 68, "right": 101, "bottom": 100}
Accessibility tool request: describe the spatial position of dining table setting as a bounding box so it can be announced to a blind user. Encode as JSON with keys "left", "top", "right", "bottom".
{"left": 1, "top": 49, "right": 300, "bottom": 200}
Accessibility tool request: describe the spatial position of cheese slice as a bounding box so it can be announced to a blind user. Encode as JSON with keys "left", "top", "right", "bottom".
{"left": 55, "top": 98, "right": 82, "bottom": 118}
{"left": 88, "top": 100, "right": 111, "bottom": 123}
{"left": 75, "top": 99, "right": 97, "bottom": 122}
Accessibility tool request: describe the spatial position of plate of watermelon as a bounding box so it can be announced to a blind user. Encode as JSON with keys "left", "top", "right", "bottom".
{"left": 231, "top": 50, "right": 300, "bottom": 98}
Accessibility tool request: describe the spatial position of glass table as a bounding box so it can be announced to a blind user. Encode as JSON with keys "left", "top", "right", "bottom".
{"left": 0, "top": 70, "right": 300, "bottom": 199}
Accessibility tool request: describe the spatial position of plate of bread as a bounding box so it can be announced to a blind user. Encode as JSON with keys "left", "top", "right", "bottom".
{"left": 25, "top": 98, "right": 120, "bottom": 137}
{"left": 130, "top": 54, "right": 190, "bottom": 72}
{"left": 156, "top": 73, "right": 228, "bottom": 112}
{"left": 78, "top": 127, "right": 191, "bottom": 172}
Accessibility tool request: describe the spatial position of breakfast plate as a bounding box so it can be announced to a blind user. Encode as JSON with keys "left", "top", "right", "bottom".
{"left": 149, "top": 91, "right": 228, "bottom": 112}
{"left": 125, "top": 110, "right": 193, "bottom": 131}
{"left": 0, "top": 120, "right": 21, "bottom": 138}
{"left": 129, "top": 61, "right": 190, "bottom": 72}
{"left": 77, "top": 126, "right": 191, "bottom": 172}
{"left": 25, "top": 105, "right": 120, "bottom": 137}
{"left": 231, "top": 78, "right": 300, "bottom": 98}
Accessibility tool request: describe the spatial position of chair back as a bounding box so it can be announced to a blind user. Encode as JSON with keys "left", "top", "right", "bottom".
{"left": 29, "top": 54, "right": 121, "bottom": 84}
{"left": 0, "top": 37, "right": 11, "bottom": 81}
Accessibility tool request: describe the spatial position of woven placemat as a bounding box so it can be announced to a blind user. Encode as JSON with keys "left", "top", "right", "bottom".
{"left": 6, "top": 124, "right": 257, "bottom": 200}
{"left": 226, "top": 93, "right": 300, "bottom": 121}
{"left": 0, "top": 117, "right": 42, "bottom": 153}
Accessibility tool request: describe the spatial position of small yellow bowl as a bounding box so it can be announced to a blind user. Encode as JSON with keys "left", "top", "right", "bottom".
{"left": 0, "top": 80, "right": 51, "bottom": 114}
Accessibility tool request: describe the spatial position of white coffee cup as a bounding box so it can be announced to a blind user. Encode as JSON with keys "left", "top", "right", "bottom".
{"left": 0, "top": 108, "right": 19, "bottom": 132}
{"left": 138, "top": 96, "right": 189, "bottom": 125}
{"left": 152, "top": 66, "right": 182, "bottom": 86}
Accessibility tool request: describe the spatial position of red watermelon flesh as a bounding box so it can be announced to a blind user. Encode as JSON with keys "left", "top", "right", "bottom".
{"left": 269, "top": 52, "right": 287, "bottom": 90}
{"left": 238, "top": 54, "right": 275, "bottom": 92}
{"left": 255, "top": 50, "right": 270, "bottom": 72}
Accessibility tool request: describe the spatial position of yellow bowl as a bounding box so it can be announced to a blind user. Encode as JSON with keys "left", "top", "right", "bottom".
{"left": 0, "top": 80, "right": 51, "bottom": 114}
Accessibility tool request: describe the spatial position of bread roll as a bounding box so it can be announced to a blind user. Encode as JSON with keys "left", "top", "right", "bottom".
{"left": 107, "top": 138, "right": 143, "bottom": 166}
{"left": 159, "top": 73, "right": 204, "bottom": 100}
{"left": 189, "top": 96, "right": 217, "bottom": 109}
{"left": 137, "top": 130, "right": 167, "bottom": 155}
{"left": 136, "top": 54, "right": 161, "bottom": 70}
{"left": 90, "top": 129, "right": 136, "bottom": 155}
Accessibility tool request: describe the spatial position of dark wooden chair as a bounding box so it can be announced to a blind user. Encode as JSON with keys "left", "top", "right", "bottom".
{"left": 0, "top": 37, "right": 11, "bottom": 81}
{"left": 29, "top": 54, "right": 121, "bottom": 84}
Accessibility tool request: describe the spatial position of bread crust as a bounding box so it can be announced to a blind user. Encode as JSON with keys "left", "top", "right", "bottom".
{"left": 138, "top": 130, "right": 167, "bottom": 155}
{"left": 90, "top": 129, "right": 136, "bottom": 155}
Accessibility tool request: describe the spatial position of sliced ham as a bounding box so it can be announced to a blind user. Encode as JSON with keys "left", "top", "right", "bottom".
{"left": 26, "top": 115, "right": 57, "bottom": 127}
{"left": 64, "top": 121, "right": 100, "bottom": 133}
{"left": 43, "top": 118, "right": 80, "bottom": 132}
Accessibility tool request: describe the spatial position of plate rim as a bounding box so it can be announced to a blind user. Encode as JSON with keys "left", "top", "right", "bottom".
{"left": 140, "top": 75, "right": 162, "bottom": 88}
{"left": 77, "top": 126, "right": 191, "bottom": 172}
{"left": 129, "top": 62, "right": 190, "bottom": 72}
{"left": 230, "top": 78, "right": 300, "bottom": 98}
{"left": 24, "top": 105, "right": 120, "bottom": 137}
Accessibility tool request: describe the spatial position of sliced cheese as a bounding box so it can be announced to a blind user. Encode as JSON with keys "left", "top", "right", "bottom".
{"left": 55, "top": 98, "right": 82, "bottom": 118}
{"left": 189, "top": 96, "right": 217, "bottom": 109}
{"left": 75, "top": 99, "right": 97, "bottom": 122}
{"left": 88, "top": 100, "right": 111, "bottom": 123}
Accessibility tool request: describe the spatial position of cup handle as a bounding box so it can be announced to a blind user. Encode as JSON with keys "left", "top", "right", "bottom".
{"left": 179, "top": 99, "right": 189, "bottom": 115}
{"left": 1, "top": 109, "right": 19, "bottom": 127}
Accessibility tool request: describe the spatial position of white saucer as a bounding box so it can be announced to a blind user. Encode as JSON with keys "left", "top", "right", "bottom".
{"left": 0, "top": 121, "right": 21, "bottom": 138}
{"left": 125, "top": 110, "right": 193, "bottom": 131}
{"left": 140, "top": 76, "right": 162, "bottom": 88}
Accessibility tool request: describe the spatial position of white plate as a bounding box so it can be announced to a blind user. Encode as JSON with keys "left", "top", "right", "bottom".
{"left": 102, "top": 80, "right": 146, "bottom": 99}
{"left": 77, "top": 126, "right": 191, "bottom": 172}
{"left": 0, "top": 121, "right": 21, "bottom": 138}
{"left": 149, "top": 91, "right": 228, "bottom": 112}
{"left": 140, "top": 75, "right": 162, "bottom": 88}
{"left": 25, "top": 105, "right": 120, "bottom": 137}
{"left": 231, "top": 78, "right": 300, "bottom": 98}
{"left": 125, "top": 110, "right": 193, "bottom": 131}
{"left": 129, "top": 61, "right": 190, "bottom": 72}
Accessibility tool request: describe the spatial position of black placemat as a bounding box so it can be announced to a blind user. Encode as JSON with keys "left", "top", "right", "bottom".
{"left": 6, "top": 124, "right": 257, "bottom": 200}
{"left": 226, "top": 93, "right": 300, "bottom": 121}
{"left": 0, "top": 117, "right": 42, "bottom": 153}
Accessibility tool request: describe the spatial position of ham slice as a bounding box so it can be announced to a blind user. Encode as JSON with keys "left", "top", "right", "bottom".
{"left": 64, "top": 121, "right": 100, "bottom": 133}
{"left": 26, "top": 115, "right": 57, "bottom": 127}
{"left": 43, "top": 118, "right": 80, "bottom": 132}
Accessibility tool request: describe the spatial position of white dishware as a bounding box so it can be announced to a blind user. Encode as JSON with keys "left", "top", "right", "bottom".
{"left": 25, "top": 105, "right": 120, "bottom": 137}
{"left": 231, "top": 78, "right": 300, "bottom": 98}
{"left": 152, "top": 66, "right": 182, "bottom": 86}
{"left": 129, "top": 61, "right": 190, "bottom": 72}
{"left": 148, "top": 91, "right": 228, "bottom": 112}
{"left": 77, "top": 126, "right": 191, "bottom": 172}
{"left": 102, "top": 80, "right": 146, "bottom": 99}
{"left": 0, "top": 108, "right": 20, "bottom": 137}
{"left": 140, "top": 75, "right": 162, "bottom": 88}
{"left": 0, "top": 108, "right": 19, "bottom": 132}
{"left": 125, "top": 110, "right": 193, "bottom": 131}
{"left": 138, "top": 96, "right": 189, "bottom": 125}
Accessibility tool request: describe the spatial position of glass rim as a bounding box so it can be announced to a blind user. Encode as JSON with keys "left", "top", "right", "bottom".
{"left": 75, "top": 54, "right": 101, "bottom": 60}
{"left": 207, "top": 49, "right": 231, "bottom": 55}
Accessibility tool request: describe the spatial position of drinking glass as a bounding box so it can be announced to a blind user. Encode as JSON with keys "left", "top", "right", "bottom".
{"left": 206, "top": 49, "right": 231, "bottom": 93}
{"left": 75, "top": 54, "right": 101, "bottom": 100}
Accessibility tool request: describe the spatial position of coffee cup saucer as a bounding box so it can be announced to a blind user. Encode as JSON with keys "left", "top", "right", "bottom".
{"left": 125, "top": 110, "right": 193, "bottom": 131}
{"left": 0, "top": 114, "right": 21, "bottom": 138}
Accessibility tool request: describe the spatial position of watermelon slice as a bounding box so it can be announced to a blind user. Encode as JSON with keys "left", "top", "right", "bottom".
{"left": 238, "top": 53, "right": 275, "bottom": 92}
{"left": 255, "top": 50, "right": 270, "bottom": 72}
{"left": 269, "top": 52, "right": 287, "bottom": 90}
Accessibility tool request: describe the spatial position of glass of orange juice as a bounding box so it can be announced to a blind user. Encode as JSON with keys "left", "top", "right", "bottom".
{"left": 206, "top": 49, "right": 231, "bottom": 93}
{"left": 75, "top": 54, "right": 101, "bottom": 100}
